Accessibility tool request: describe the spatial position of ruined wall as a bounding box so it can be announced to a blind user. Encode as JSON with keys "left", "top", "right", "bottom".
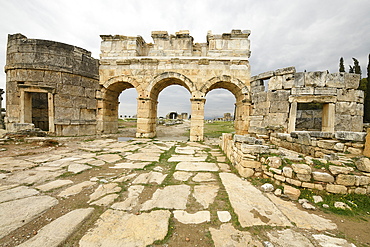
{"left": 221, "top": 133, "right": 370, "bottom": 195}
{"left": 5, "top": 34, "right": 99, "bottom": 136}
{"left": 249, "top": 67, "right": 363, "bottom": 134}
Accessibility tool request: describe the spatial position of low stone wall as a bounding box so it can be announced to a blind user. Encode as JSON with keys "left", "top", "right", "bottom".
{"left": 220, "top": 133, "right": 370, "bottom": 195}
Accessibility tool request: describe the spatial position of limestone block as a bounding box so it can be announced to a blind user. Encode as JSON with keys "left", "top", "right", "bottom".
{"left": 283, "top": 185, "right": 300, "bottom": 200}
{"left": 266, "top": 113, "right": 288, "bottom": 127}
{"left": 337, "top": 89, "right": 364, "bottom": 103}
{"left": 335, "top": 115, "right": 363, "bottom": 132}
{"left": 282, "top": 74, "right": 295, "bottom": 89}
{"left": 328, "top": 165, "right": 354, "bottom": 175}
{"left": 314, "top": 87, "right": 337, "bottom": 95}
{"left": 270, "top": 168, "right": 282, "bottom": 175}
{"left": 354, "top": 187, "right": 367, "bottom": 194}
{"left": 268, "top": 76, "right": 283, "bottom": 90}
{"left": 355, "top": 157, "right": 370, "bottom": 172}
{"left": 344, "top": 73, "right": 360, "bottom": 89}
{"left": 266, "top": 156, "right": 282, "bottom": 168}
{"left": 256, "top": 91, "right": 268, "bottom": 102}
{"left": 302, "top": 182, "right": 315, "bottom": 189}
{"left": 251, "top": 85, "right": 265, "bottom": 94}
{"left": 274, "top": 174, "right": 286, "bottom": 181}
{"left": 335, "top": 102, "right": 357, "bottom": 115}
{"left": 335, "top": 174, "right": 356, "bottom": 186}
{"left": 286, "top": 178, "right": 302, "bottom": 187}
{"left": 335, "top": 131, "right": 366, "bottom": 142}
{"left": 275, "top": 67, "right": 296, "bottom": 76}
{"left": 241, "top": 144, "right": 269, "bottom": 155}
{"left": 240, "top": 159, "right": 261, "bottom": 169}
{"left": 236, "top": 164, "right": 254, "bottom": 178}
{"left": 270, "top": 101, "right": 290, "bottom": 113}
{"left": 291, "top": 87, "right": 314, "bottom": 95}
{"left": 296, "top": 173, "right": 311, "bottom": 182}
{"left": 257, "top": 70, "right": 274, "bottom": 80}
{"left": 268, "top": 90, "right": 290, "bottom": 101}
{"left": 294, "top": 72, "right": 305, "bottom": 87}
{"left": 305, "top": 71, "right": 326, "bottom": 87}
{"left": 251, "top": 79, "right": 264, "bottom": 87}
{"left": 282, "top": 167, "right": 293, "bottom": 178}
{"left": 312, "top": 172, "right": 334, "bottom": 183}
{"left": 364, "top": 129, "right": 370, "bottom": 158}
{"left": 294, "top": 132, "right": 312, "bottom": 145}
{"left": 325, "top": 72, "right": 345, "bottom": 88}
{"left": 317, "top": 140, "right": 338, "bottom": 150}
{"left": 326, "top": 184, "right": 347, "bottom": 194}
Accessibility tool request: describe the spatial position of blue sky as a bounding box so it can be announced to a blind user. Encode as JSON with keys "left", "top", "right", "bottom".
{"left": 1, "top": 0, "right": 369, "bottom": 118}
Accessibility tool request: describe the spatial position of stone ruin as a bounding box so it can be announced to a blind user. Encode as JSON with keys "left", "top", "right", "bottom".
{"left": 2, "top": 30, "right": 370, "bottom": 154}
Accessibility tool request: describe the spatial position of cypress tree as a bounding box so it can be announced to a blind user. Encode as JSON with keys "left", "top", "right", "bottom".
{"left": 353, "top": 57, "right": 362, "bottom": 76}
{"left": 339, "top": 57, "right": 345, "bottom": 72}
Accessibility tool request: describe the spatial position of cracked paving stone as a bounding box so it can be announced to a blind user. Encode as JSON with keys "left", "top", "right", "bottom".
{"left": 267, "top": 229, "right": 314, "bottom": 247}
{"left": 132, "top": 171, "right": 167, "bottom": 184}
{"left": 173, "top": 210, "right": 210, "bottom": 224}
{"left": 176, "top": 162, "right": 219, "bottom": 171}
{"left": 36, "top": 179, "right": 74, "bottom": 192}
{"left": 0, "top": 186, "right": 39, "bottom": 203}
{"left": 193, "top": 184, "right": 219, "bottom": 209}
{"left": 111, "top": 185, "right": 144, "bottom": 211}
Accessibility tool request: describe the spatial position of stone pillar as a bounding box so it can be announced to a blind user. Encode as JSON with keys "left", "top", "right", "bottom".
{"left": 0, "top": 89, "right": 4, "bottom": 129}
{"left": 48, "top": 93, "right": 55, "bottom": 133}
{"left": 190, "top": 98, "right": 206, "bottom": 142}
{"left": 322, "top": 103, "right": 335, "bottom": 132}
{"left": 20, "top": 90, "right": 32, "bottom": 123}
{"left": 136, "top": 97, "right": 156, "bottom": 138}
{"left": 234, "top": 100, "right": 251, "bottom": 135}
{"left": 288, "top": 102, "right": 297, "bottom": 133}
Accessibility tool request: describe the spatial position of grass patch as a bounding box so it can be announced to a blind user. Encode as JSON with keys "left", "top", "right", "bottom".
{"left": 204, "top": 121, "right": 235, "bottom": 138}
{"left": 312, "top": 159, "right": 329, "bottom": 170}
{"left": 299, "top": 189, "right": 370, "bottom": 217}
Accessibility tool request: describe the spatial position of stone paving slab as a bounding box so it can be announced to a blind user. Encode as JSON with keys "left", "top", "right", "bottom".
{"left": 173, "top": 171, "right": 193, "bottom": 181}
{"left": 267, "top": 229, "right": 314, "bottom": 247}
{"left": 0, "top": 157, "right": 38, "bottom": 172}
{"left": 217, "top": 211, "right": 231, "bottom": 223}
{"left": 88, "top": 183, "right": 121, "bottom": 202}
{"left": 0, "top": 196, "right": 58, "bottom": 238}
{"left": 58, "top": 181, "right": 96, "bottom": 198}
{"left": 68, "top": 163, "right": 91, "bottom": 173}
{"left": 18, "top": 208, "right": 94, "bottom": 247}
{"left": 219, "top": 173, "right": 292, "bottom": 227}
{"left": 90, "top": 194, "right": 119, "bottom": 206}
{"left": 95, "top": 154, "right": 122, "bottom": 163}
{"left": 193, "top": 184, "right": 219, "bottom": 209}
{"left": 192, "top": 172, "right": 216, "bottom": 182}
{"left": 132, "top": 172, "right": 167, "bottom": 184}
{"left": 113, "top": 173, "right": 137, "bottom": 183}
{"left": 168, "top": 155, "right": 207, "bottom": 162}
{"left": 210, "top": 223, "right": 263, "bottom": 247}
{"left": 175, "top": 146, "right": 197, "bottom": 154}
{"left": 266, "top": 194, "right": 337, "bottom": 231}
{"left": 141, "top": 185, "right": 191, "bottom": 210}
{"left": 125, "top": 153, "right": 161, "bottom": 162}
{"left": 79, "top": 209, "right": 171, "bottom": 247}
{"left": 312, "top": 234, "right": 356, "bottom": 247}
{"left": 0, "top": 186, "right": 39, "bottom": 203}
{"left": 109, "top": 162, "right": 149, "bottom": 169}
{"left": 173, "top": 210, "right": 210, "bottom": 224}
{"left": 176, "top": 162, "right": 219, "bottom": 171}
{"left": 111, "top": 185, "right": 144, "bottom": 211}
{"left": 36, "top": 180, "right": 74, "bottom": 192}
{"left": 5, "top": 170, "right": 64, "bottom": 185}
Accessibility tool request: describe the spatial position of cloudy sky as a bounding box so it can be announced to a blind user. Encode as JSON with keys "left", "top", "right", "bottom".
{"left": 1, "top": 0, "right": 369, "bottom": 118}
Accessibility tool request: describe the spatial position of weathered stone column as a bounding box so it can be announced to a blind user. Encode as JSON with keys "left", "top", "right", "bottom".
{"left": 136, "top": 97, "right": 156, "bottom": 138}
{"left": 20, "top": 90, "right": 32, "bottom": 123}
{"left": 287, "top": 102, "right": 297, "bottom": 133}
{"left": 322, "top": 103, "right": 335, "bottom": 132}
{"left": 47, "top": 93, "right": 55, "bottom": 133}
{"left": 190, "top": 98, "right": 206, "bottom": 142}
{"left": 234, "top": 100, "right": 251, "bottom": 135}
{"left": 0, "top": 89, "right": 4, "bottom": 129}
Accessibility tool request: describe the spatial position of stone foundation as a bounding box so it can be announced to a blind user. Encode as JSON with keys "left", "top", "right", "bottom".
{"left": 221, "top": 133, "right": 370, "bottom": 194}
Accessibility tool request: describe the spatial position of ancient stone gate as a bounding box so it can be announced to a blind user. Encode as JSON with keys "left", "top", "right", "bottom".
{"left": 98, "top": 30, "right": 252, "bottom": 141}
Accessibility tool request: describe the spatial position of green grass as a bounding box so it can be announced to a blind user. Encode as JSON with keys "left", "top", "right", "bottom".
{"left": 300, "top": 189, "right": 370, "bottom": 217}
{"left": 204, "top": 121, "right": 235, "bottom": 138}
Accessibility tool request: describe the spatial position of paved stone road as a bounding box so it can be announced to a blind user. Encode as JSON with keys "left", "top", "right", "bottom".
{"left": 0, "top": 138, "right": 356, "bottom": 246}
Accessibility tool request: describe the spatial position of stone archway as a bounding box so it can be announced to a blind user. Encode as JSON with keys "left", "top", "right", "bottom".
{"left": 202, "top": 76, "right": 251, "bottom": 135}
{"left": 98, "top": 75, "right": 141, "bottom": 134}
{"left": 136, "top": 72, "right": 195, "bottom": 138}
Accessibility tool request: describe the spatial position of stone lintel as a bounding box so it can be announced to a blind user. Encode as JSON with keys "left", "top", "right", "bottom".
{"left": 288, "top": 95, "right": 337, "bottom": 103}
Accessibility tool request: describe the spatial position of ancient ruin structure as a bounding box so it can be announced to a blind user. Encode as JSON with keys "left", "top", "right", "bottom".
{"left": 4, "top": 30, "right": 251, "bottom": 141}
{"left": 5, "top": 34, "right": 99, "bottom": 135}
{"left": 2, "top": 30, "right": 367, "bottom": 143}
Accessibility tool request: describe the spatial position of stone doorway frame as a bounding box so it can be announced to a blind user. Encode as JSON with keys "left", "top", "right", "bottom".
{"left": 18, "top": 85, "right": 55, "bottom": 133}
{"left": 288, "top": 95, "right": 336, "bottom": 133}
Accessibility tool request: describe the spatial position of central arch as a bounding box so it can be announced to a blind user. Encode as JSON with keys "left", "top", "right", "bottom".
{"left": 136, "top": 72, "right": 195, "bottom": 138}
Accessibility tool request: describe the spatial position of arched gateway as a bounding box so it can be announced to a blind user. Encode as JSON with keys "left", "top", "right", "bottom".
{"left": 99, "top": 30, "right": 252, "bottom": 141}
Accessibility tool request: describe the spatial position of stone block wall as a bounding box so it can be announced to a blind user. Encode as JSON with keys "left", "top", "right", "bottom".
{"left": 5, "top": 34, "right": 99, "bottom": 136}
{"left": 221, "top": 133, "right": 370, "bottom": 195}
{"left": 249, "top": 67, "right": 364, "bottom": 135}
